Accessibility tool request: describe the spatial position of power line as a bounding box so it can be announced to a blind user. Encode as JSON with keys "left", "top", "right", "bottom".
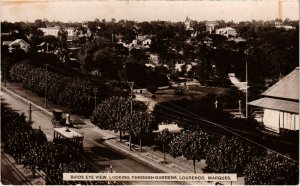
{"left": 133, "top": 84, "right": 298, "bottom": 162}
{"left": 154, "top": 108, "right": 298, "bottom": 146}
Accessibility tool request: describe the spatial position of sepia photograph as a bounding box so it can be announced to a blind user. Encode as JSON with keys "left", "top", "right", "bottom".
{"left": 0, "top": 0, "right": 299, "bottom": 185}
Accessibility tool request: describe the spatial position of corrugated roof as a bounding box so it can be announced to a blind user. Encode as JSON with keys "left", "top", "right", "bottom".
{"left": 248, "top": 97, "right": 299, "bottom": 113}
{"left": 262, "top": 67, "right": 299, "bottom": 101}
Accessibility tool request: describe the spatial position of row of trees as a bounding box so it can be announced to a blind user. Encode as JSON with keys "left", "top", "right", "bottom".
{"left": 155, "top": 129, "right": 264, "bottom": 175}
{"left": 157, "top": 129, "right": 298, "bottom": 184}
{"left": 91, "top": 96, "right": 157, "bottom": 151}
{"left": 1, "top": 104, "right": 105, "bottom": 185}
{"left": 9, "top": 61, "right": 127, "bottom": 115}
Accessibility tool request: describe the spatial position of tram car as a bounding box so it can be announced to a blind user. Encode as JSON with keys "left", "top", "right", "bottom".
{"left": 53, "top": 127, "right": 84, "bottom": 150}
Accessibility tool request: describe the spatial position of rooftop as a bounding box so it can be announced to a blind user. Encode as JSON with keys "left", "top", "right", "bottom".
{"left": 201, "top": 36, "right": 213, "bottom": 41}
{"left": 9, "top": 39, "right": 29, "bottom": 46}
{"left": 53, "top": 127, "right": 83, "bottom": 138}
{"left": 262, "top": 67, "right": 299, "bottom": 101}
{"left": 248, "top": 97, "right": 299, "bottom": 114}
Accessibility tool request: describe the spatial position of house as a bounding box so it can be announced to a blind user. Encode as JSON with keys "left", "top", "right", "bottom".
{"left": 248, "top": 67, "right": 299, "bottom": 134}
{"left": 142, "top": 38, "right": 151, "bottom": 46}
{"left": 201, "top": 36, "right": 213, "bottom": 46}
{"left": 136, "top": 35, "right": 152, "bottom": 46}
{"left": 149, "top": 53, "right": 159, "bottom": 65}
{"left": 205, "top": 21, "right": 218, "bottom": 34}
{"left": 66, "top": 27, "right": 76, "bottom": 41}
{"left": 39, "top": 26, "right": 61, "bottom": 36}
{"left": 1, "top": 32, "right": 11, "bottom": 36}
{"left": 216, "top": 27, "right": 237, "bottom": 38}
{"left": 39, "top": 26, "right": 76, "bottom": 40}
{"left": 2, "top": 41, "right": 13, "bottom": 46}
{"left": 275, "top": 25, "right": 296, "bottom": 30}
{"left": 127, "top": 35, "right": 152, "bottom": 50}
{"left": 227, "top": 37, "right": 246, "bottom": 43}
{"left": 8, "top": 39, "right": 30, "bottom": 52}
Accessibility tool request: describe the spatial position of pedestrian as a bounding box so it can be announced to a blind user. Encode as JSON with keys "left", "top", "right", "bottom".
{"left": 65, "top": 113, "right": 70, "bottom": 125}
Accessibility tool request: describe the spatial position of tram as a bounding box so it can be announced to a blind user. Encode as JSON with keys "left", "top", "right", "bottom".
{"left": 53, "top": 127, "right": 84, "bottom": 150}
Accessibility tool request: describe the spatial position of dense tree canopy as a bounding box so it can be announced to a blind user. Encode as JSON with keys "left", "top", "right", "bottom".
{"left": 9, "top": 62, "right": 127, "bottom": 115}
{"left": 169, "top": 130, "right": 213, "bottom": 173}
{"left": 1, "top": 105, "right": 104, "bottom": 185}
{"left": 205, "top": 137, "right": 266, "bottom": 173}
{"left": 90, "top": 96, "right": 147, "bottom": 131}
{"left": 244, "top": 153, "right": 298, "bottom": 185}
{"left": 117, "top": 110, "right": 157, "bottom": 151}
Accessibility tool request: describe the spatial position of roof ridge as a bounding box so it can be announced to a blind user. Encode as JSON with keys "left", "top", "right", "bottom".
{"left": 262, "top": 68, "right": 299, "bottom": 100}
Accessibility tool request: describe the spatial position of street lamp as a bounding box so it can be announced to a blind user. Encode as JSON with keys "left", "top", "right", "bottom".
{"left": 45, "top": 64, "right": 49, "bottom": 108}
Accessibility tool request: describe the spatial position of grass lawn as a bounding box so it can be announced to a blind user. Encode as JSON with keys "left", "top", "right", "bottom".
{"left": 140, "top": 86, "right": 228, "bottom": 103}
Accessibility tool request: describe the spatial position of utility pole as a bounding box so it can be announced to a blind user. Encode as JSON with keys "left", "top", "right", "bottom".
{"left": 28, "top": 103, "right": 32, "bottom": 123}
{"left": 246, "top": 59, "right": 248, "bottom": 118}
{"left": 108, "top": 165, "right": 113, "bottom": 185}
{"left": 204, "top": 59, "right": 207, "bottom": 87}
{"left": 128, "top": 82, "right": 134, "bottom": 151}
{"left": 5, "top": 73, "right": 6, "bottom": 86}
{"left": 94, "top": 88, "right": 98, "bottom": 109}
{"left": 3, "top": 70, "right": 6, "bottom": 86}
{"left": 45, "top": 64, "right": 49, "bottom": 108}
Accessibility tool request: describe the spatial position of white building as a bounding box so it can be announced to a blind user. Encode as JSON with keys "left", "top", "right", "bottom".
{"left": 275, "top": 25, "right": 296, "bottom": 30}
{"left": 8, "top": 39, "right": 30, "bottom": 52}
{"left": 216, "top": 27, "right": 237, "bottom": 38}
{"left": 205, "top": 21, "right": 218, "bottom": 34}
{"left": 39, "top": 26, "right": 75, "bottom": 40}
{"left": 142, "top": 38, "right": 151, "bottom": 46}
{"left": 248, "top": 67, "right": 299, "bottom": 133}
{"left": 228, "top": 73, "right": 248, "bottom": 92}
{"left": 39, "top": 26, "right": 60, "bottom": 36}
{"left": 184, "top": 16, "right": 193, "bottom": 31}
{"left": 128, "top": 35, "right": 152, "bottom": 49}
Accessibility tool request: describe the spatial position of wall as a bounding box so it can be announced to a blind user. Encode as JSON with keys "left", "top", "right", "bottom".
{"left": 263, "top": 108, "right": 299, "bottom": 133}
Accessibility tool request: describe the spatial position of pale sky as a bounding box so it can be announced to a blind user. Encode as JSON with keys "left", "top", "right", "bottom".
{"left": 0, "top": 0, "right": 299, "bottom": 23}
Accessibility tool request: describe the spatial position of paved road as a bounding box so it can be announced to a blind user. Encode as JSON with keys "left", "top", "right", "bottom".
{"left": 1, "top": 89, "right": 180, "bottom": 185}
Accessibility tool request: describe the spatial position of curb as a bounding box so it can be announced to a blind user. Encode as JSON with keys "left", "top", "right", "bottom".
{"left": 1, "top": 152, "right": 32, "bottom": 185}
{"left": 103, "top": 140, "right": 210, "bottom": 185}
{"left": 2, "top": 87, "right": 53, "bottom": 117}
{"left": 105, "top": 140, "right": 173, "bottom": 173}
{"left": 1, "top": 147, "right": 46, "bottom": 185}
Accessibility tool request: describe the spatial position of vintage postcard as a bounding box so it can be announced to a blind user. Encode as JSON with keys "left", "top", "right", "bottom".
{"left": 1, "top": 0, "right": 299, "bottom": 185}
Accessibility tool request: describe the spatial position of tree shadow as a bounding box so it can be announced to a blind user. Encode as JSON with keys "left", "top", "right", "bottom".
{"left": 89, "top": 146, "right": 126, "bottom": 161}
